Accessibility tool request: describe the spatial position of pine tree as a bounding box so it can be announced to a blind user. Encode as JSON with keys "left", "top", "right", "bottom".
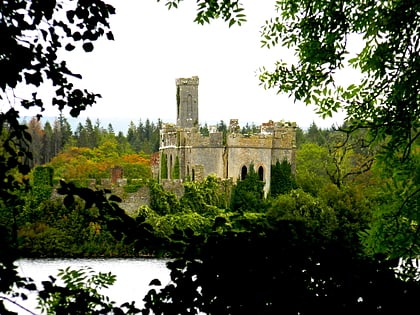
{"left": 270, "top": 159, "right": 297, "bottom": 197}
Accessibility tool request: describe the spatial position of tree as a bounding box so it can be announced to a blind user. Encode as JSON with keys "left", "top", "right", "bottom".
{"left": 171, "top": 0, "right": 420, "bottom": 255}
{"left": 42, "top": 121, "right": 55, "bottom": 163}
{"left": 26, "top": 117, "right": 45, "bottom": 167}
{"left": 305, "top": 122, "right": 328, "bottom": 146}
{"left": 58, "top": 113, "right": 73, "bottom": 149}
{"left": 230, "top": 163, "right": 265, "bottom": 212}
{"left": 255, "top": 0, "right": 419, "bottom": 258}
{"left": 325, "top": 129, "right": 375, "bottom": 189}
{"left": 172, "top": 156, "right": 180, "bottom": 179}
{"left": 295, "top": 142, "right": 332, "bottom": 195}
{"left": 270, "top": 159, "right": 297, "bottom": 197}
{"left": 200, "top": 123, "right": 210, "bottom": 136}
{"left": 1, "top": 1, "right": 115, "bottom": 311}
{"left": 37, "top": 266, "right": 140, "bottom": 315}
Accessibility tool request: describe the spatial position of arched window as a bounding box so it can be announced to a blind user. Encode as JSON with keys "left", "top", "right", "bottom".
{"left": 258, "top": 166, "right": 264, "bottom": 181}
{"left": 241, "top": 165, "right": 247, "bottom": 180}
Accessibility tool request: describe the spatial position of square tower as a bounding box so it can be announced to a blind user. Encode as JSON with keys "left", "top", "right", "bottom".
{"left": 176, "top": 76, "right": 199, "bottom": 128}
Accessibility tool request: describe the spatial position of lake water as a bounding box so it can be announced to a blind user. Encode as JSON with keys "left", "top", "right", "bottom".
{"left": 5, "top": 258, "right": 171, "bottom": 314}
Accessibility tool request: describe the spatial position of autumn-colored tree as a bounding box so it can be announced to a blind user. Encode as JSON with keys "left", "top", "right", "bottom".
{"left": 26, "top": 117, "right": 45, "bottom": 167}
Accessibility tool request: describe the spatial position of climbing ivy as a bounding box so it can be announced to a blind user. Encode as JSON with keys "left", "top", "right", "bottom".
{"left": 32, "top": 166, "right": 54, "bottom": 205}
{"left": 160, "top": 153, "right": 168, "bottom": 180}
{"left": 172, "top": 156, "right": 180, "bottom": 179}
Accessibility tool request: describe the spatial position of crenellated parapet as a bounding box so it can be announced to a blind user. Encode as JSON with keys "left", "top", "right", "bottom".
{"left": 176, "top": 76, "right": 199, "bottom": 86}
{"left": 159, "top": 76, "right": 297, "bottom": 196}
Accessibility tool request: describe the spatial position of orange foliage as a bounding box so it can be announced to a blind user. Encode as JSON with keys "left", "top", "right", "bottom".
{"left": 47, "top": 149, "right": 151, "bottom": 182}
{"left": 122, "top": 154, "right": 150, "bottom": 165}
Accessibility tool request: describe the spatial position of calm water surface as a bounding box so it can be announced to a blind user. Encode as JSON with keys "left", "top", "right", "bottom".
{"left": 6, "top": 258, "right": 171, "bottom": 314}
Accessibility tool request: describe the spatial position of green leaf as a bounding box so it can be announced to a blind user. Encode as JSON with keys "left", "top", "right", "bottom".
{"left": 106, "top": 31, "right": 114, "bottom": 40}
{"left": 65, "top": 43, "right": 75, "bottom": 51}
{"left": 149, "top": 279, "right": 161, "bottom": 286}
{"left": 82, "top": 42, "right": 94, "bottom": 52}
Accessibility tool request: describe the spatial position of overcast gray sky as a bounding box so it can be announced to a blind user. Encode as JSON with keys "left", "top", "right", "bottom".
{"left": 23, "top": 0, "right": 358, "bottom": 132}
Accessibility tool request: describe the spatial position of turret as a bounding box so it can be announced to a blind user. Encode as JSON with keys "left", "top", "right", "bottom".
{"left": 176, "top": 76, "right": 199, "bottom": 128}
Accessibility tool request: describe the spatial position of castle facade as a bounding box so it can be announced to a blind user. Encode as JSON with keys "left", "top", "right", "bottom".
{"left": 158, "top": 76, "right": 297, "bottom": 196}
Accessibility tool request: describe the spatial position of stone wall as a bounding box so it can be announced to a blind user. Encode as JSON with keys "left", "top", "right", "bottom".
{"left": 161, "top": 179, "right": 185, "bottom": 198}
{"left": 159, "top": 76, "right": 297, "bottom": 195}
{"left": 117, "top": 186, "right": 151, "bottom": 215}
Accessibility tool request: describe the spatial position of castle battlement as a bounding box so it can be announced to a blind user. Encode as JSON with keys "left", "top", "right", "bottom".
{"left": 176, "top": 76, "right": 199, "bottom": 86}
{"left": 159, "top": 76, "right": 297, "bottom": 196}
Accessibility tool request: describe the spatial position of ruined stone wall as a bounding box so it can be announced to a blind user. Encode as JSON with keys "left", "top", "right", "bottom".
{"left": 161, "top": 179, "right": 185, "bottom": 198}
{"left": 227, "top": 133, "right": 273, "bottom": 148}
{"left": 227, "top": 145, "right": 273, "bottom": 196}
{"left": 160, "top": 147, "right": 179, "bottom": 179}
{"left": 159, "top": 124, "right": 297, "bottom": 196}
{"left": 271, "top": 125, "right": 297, "bottom": 172}
{"left": 158, "top": 77, "right": 298, "bottom": 196}
{"left": 117, "top": 186, "right": 150, "bottom": 215}
{"left": 190, "top": 147, "right": 225, "bottom": 179}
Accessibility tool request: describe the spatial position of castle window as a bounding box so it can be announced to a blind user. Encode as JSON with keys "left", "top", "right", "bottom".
{"left": 258, "top": 166, "right": 264, "bottom": 181}
{"left": 192, "top": 168, "right": 195, "bottom": 181}
{"left": 241, "top": 165, "right": 247, "bottom": 180}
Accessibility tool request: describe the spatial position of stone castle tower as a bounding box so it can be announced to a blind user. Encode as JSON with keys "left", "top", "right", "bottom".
{"left": 159, "top": 76, "right": 297, "bottom": 196}
{"left": 176, "top": 76, "right": 199, "bottom": 128}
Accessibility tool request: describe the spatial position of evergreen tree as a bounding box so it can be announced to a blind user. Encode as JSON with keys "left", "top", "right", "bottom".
{"left": 230, "top": 163, "right": 265, "bottom": 212}
{"left": 200, "top": 123, "right": 210, "bottom": 136}
{"left": 270, "top": 159, "right": 297, "bottom": 197}
{"left": 172, "top": 156, "right": 180, "bottom": 179}
{"left": 58, "top": 113, "right": 73, "bottom": 148}
{"left": 42, "top": 121, "right": 54, "bottom": 164}
{"left": 107, "top": 123, "right": 114, "bottom": 135}
{"left": 75, "top": 122, "right": 88, "bottom": 147}
{"left": 295, "top": 126, "right": 305, "bottom": 149}
{"left": 160, "top": 153, "right": 168, "bottom": 180}
{"left": 305, "top": 122, "right": 328, "bottom": 146}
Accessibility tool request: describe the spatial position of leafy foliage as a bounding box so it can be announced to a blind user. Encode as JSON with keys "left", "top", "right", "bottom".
{"left": 158, "top": 0, "right": 246, "bottom": 27}
{"left": 148, "top": 180, "right": 181, "bottom": 215}
{"left": 181, "top": 175, "right": 229, "bottom": 214}
{"left": 256, "top": 0, "right": 419, "bottom": 257}
{"left": 1, "top": 0, "right": 116, "bottom": 311}
{"left": 37, "top": 266, "right": 140, "bottom": 315}
{"left": 142, "top": 219, "right": 420, "bottom": 315}
{"left": 172, "top": 156, "right": 180, "bottom": 179}
{"left": 160, "top": 154, "right": 168, "bottom": 180}
{"left": 1, "top": 0, "right": 420, "bottom": 313}
{"left": 47, "top": 146, "right": 151, "bottom": 184}
{"left": 270, "top": 159, "right": 297, "bottom": 197}
{"left": 230, "top": 164, "right": 265, "bottom": 212}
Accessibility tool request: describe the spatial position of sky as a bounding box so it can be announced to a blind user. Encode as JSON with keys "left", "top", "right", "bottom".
{"left": 22, "top": 0, "right": 357, "bottom": 133}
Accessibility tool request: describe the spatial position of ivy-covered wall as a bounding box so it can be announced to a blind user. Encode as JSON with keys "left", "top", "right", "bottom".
{"left": 32, "top": 166, "right": 54, "bottom": 204}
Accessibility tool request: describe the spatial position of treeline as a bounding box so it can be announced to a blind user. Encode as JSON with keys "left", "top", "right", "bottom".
{"left": 5, "top": 116, "right": 418, "bottom": 312}
{"left": 12, "top": 119, "right": 376, "bottom": 258}
{"left": 25, "top": 114, "right": 337, "bottom": 167}
{"left": 11, "top": 134, "right": 402, "bottom": 312}
{"left": 24, "top": 115, "right": 163, "bottom": 167}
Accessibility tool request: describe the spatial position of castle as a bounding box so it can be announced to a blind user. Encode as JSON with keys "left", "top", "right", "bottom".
{"left": 158, "top": 76, "right": 297, "bottom": 196}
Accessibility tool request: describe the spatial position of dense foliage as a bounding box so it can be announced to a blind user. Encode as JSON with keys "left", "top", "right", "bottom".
{"left": 160, "top": 0, "right": 420, "bottom": 257}
{"left": 1, "top": 0, "right": 419, "bottom": 314}
{"left": 257, "top": 0, "right": 419, "bottom": 258}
